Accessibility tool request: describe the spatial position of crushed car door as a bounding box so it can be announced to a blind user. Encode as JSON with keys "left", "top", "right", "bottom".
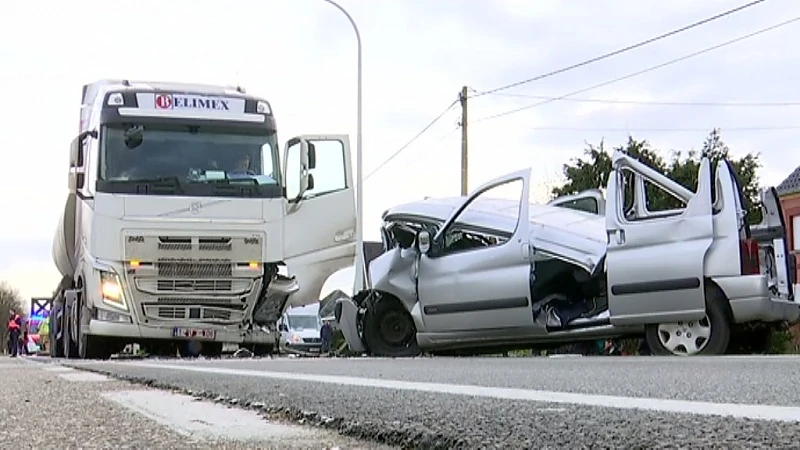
{"left": 283, "top": 135, "right": 356, "bottom": 304}
{"left": 548, "top": 189, "right": 606, "bottom": 215}
{"left": 605, "top": 150, "right": 714, "bottom": 326}
{"left": 417, "top": 168, "right": 537, "bottom": 333}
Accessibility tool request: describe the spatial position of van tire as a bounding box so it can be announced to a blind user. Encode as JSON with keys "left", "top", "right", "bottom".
{"left": 362, "top": 295, "right": 421, "bottom": 358}
{"left": 645, "top": 286, "right": 730, "bottom": 356}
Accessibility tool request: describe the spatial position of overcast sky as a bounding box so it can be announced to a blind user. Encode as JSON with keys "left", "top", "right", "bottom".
{"left": 1, "top": 0, "right": 797, "bottom": 301}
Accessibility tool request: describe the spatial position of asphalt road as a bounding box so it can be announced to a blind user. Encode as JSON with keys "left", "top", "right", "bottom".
{"left": 54, "top": 354, "right": 800, "bottom": 449}
{"left": 1, "top": 356, "right": 384, "bottom": 449}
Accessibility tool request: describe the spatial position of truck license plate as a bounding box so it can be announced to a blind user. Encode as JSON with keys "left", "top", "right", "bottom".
{"left": 172, "top": 327, "right": 216, "bottom": 340}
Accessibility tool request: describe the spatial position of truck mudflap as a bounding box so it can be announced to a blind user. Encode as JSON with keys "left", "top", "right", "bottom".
{"left": 334, "top": 296, "right": 366, "bottom": 354}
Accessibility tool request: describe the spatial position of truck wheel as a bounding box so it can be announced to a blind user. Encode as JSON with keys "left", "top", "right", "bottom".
{"left": 62, "top": 301, "right": 78, "bottom": 359}
{"left": 362, "top": 296, "right": 422, "bottom": 357}
{"left": 76, "top": 292, "right": 112, "bottom": 360}
{"left": 50, "top": 303, "right": 65, "bottom": 358}
{"left": 645, "top": 285, "right": 731, "bottom": 356}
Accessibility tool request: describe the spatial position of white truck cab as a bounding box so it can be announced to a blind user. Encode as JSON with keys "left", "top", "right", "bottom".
{"left": 51, "top": 79, "right": 356, "bottom": 359}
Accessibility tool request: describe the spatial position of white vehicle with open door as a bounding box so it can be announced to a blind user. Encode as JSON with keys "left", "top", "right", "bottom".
{"left": 334, "top": 150, "right": 799, "bottom": 357}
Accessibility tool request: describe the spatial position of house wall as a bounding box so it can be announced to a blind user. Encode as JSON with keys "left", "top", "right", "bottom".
{"left": 780, "top": 192, "right": 800, "bottom": 283}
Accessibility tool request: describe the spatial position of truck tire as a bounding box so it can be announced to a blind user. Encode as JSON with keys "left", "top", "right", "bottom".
{"left": 76, "top": 292, "right": 112, "bottom": 360}
{"left": 62, "top": 300, "right": 78, "bottom": 359}
{"left": 50, "top": 301, "right": 65, "bottom": 358}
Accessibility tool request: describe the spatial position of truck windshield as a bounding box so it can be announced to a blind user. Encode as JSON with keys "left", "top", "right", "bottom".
{"left": 98, "top": 123, "right": 281, "bottom": 189}
{"left": 287, "top": 315, "right": 319, "bottom": 331}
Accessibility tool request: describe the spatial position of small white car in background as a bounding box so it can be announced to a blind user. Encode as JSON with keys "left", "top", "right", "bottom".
{"left": 335, "top": 150, "right": 798, "bottom": 357}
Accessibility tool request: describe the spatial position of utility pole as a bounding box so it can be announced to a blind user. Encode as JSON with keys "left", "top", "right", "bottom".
{"left": 459, "top": 86, "right": 469, "bottom": 196}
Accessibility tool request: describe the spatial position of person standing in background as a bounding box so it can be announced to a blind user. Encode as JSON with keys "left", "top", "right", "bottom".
{"left": 320, "top": 319, "right": 333, "bottom": 356}
{"left": 7, "top": 310, "right": 21, "bottom": 357}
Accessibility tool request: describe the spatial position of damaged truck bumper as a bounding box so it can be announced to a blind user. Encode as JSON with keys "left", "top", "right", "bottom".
{"left": 87, "top": 318, "right": 252, "bottom": 343}
{"left": 334, "top": 297, "right": 366, "bottom": 354}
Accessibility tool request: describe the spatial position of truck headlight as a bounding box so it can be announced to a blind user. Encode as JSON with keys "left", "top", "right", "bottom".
{"left": 291, "top": 333, "right": 302, "bottom": 343}
{"left": 100, "top": 271, "right": 128, "bottom": 310}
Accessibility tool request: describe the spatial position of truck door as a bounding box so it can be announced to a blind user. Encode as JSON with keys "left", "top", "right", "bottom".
{"left": 282, "top": 135, "right": 355, "bottom": 305}
{"left": 417, "top": 168, "right": 538, "bottom": 333}
{"left": 605, "top": 151, "right": 715, "bottom": 325}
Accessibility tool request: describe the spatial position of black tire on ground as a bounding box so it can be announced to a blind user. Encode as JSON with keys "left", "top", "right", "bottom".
{"left": 362, "top": 295, "right": 422, "bottom": 357}
{"left": 75, "top": 288, "right": 113, "bottom": 360}
{"left": 62, "top": 300, "right": 78, "bottom": 359}
{"left": 645, "top": 283, "right": 731, "bottom": 356}
{"left": 50, "top": 302, "right": 65, "bottom": 358}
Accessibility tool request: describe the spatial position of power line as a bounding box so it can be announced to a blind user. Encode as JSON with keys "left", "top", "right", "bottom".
{"left": 363, "top": 100, "right": 458, "bottom": 181}
{"left": 481, "top": 93, "right": 800, "bottom": 107}
{"left": 521, "top": 125, "right": 800, "bottom": 132}
{"left": 470, "top": 0, "right": 768, "bottom": 98}
{"left": 475, "top": 16, "right": 800, "bottom": 124}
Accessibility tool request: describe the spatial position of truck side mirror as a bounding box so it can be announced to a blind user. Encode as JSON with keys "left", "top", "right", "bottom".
{"left": 69, "top": 137, "right": 82, "bottom": 168}
{"left": 307, "top": 142, "right": 316, "bottom": 170}
{"left": 67, "top": 173, "right": 85, "bottom": 192}
{"left": 307, "top": 173, "right": 315, "bottom": 191}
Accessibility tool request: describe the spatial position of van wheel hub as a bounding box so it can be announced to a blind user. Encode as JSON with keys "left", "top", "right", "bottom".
{"left": 657, "top": 317, "right": 711, "bottom": 355}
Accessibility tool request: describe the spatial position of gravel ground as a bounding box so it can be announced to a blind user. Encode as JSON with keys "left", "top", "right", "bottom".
{"left": 61, "top": 355, "right": 800, "bottom": 449}
{"left": 0, "top": 357, "right": 390, "bottom": 449}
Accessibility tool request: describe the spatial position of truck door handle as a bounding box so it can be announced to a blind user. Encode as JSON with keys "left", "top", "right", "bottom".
{"left": 608, "top": 228, "right": 626, "bottom": 244}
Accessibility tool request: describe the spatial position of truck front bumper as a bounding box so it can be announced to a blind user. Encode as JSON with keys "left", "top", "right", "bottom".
{"left": 88, "top": 319, "right": 247, "bottom": 343}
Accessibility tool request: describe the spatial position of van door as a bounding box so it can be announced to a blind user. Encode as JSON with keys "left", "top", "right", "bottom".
{"left": 283, "top": 135, "right": 356, "bottom": 305}
{"left": 417, "top": 168, "right": 537, "bottom": 333}
{"left": 605, "top": 151, "right": 715, "bottom": 325}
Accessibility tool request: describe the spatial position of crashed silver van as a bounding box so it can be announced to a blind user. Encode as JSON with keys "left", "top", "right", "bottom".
{"left": 335, "top": 150, "right": 799, "bottom": 357}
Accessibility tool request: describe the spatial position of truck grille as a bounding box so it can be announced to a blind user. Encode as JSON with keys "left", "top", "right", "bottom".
{"left": 156, "top": 236, "right": 233, "bottom": 252}
{"left": 155, "top": 279, "right": 233, "bottom": 292}
{"left": 155, "top": 296, "right": 243, "bottom": 306}
{"left": 143, "top": 305, "right": 241, "bottom": 322}
{"left": 157, "top": 261, "right": 232, "bottom": 278}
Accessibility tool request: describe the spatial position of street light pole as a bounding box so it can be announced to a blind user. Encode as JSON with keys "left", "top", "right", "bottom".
{"left": 322, "top": 0, "right": 367, "bottom": 294}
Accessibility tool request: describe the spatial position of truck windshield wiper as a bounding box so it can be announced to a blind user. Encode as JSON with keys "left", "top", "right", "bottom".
{"left": 123, "top": 176, "right": 183, "bottom": 185}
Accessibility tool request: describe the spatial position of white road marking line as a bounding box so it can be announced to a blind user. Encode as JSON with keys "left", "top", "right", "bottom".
{"left": 59, "top": 372, "right": 110, "bottom": 382}
{"left": 102, "top": 390, "right": 317, "bottom": 441}
{"left": 44, "top": 366, "right": 74, "bottom": 372}
{"left": 114, "top": 361, "right": 800, "bottom": 423}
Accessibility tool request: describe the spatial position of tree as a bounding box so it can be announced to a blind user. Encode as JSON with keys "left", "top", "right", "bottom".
{"left": 551, "top": 129, "right": 763, "bottom": 224}
{"left": 0, "top": 280, "right": 26, "bottom": 353}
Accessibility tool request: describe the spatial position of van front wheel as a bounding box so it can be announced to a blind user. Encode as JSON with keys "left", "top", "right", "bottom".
{"left": 645, "top": 287, "right": 730, "bottom": 356}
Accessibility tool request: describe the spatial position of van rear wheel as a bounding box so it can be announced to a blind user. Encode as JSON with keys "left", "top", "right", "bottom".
{"left": 645, "top": 286, "right": 730, "bottom": 356}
